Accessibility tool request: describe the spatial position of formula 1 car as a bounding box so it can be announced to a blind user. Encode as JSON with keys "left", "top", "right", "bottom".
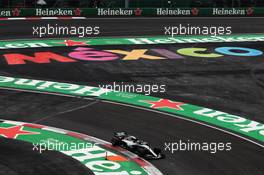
{"left": 111, "top": 132, "right": 165, "bottom": 160}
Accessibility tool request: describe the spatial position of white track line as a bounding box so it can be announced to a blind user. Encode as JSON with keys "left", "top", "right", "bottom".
{"left": 0, "top": 118, "right": 163, "bottom": 175}
{"left": 102, "top": 100, "right": 264, "bottom": 148}
{"left": 1, "top": 33, "right": 264, "bottom": 43}
{"left": 0, "top": 86, "right": 95, "bottom": 100}
{"left": 0, "top": 86, "right": 263, "bottom": 148}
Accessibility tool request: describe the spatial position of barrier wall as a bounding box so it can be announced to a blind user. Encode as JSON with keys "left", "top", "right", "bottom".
{"left": 0, "top": 7, "right": 263, "bottom": 17}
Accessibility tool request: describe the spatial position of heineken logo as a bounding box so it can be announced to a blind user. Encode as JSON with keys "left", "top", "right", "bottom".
{"left": 0, "top": 76, "right": 263, "bottom": 143}
{"left": 74, "top": 8, "right": 81, "bottom": 16}
{"left": 194, "top": 108, "right": 264, "bottom": 137}
{"left": 0, "top": 76, "right": 110, "bottom": 97}
{"left": 1, "top": 34, "right": 264, "bottom": 54}
{"left": 157, "top": 8, "right": 191, "bottom": 16}
{"left": 134, "top": 8, "right": 142, "bottom": 16}
{"left": 0, "top": 125, "right": 39, "bottom": 139}
{"left": 0, "top": 9, "right": 13, "bottom": 17}
{"left": 212, "top": 8, "right": 246, "bottom": 16}
{"left": 0, "top": 7, "right": 262, "bottom": 18}
{"left": 62, "top": 146, "right": 143, "bottom": 174}
{"left": 35, "top": 8, "right": 74, "bottom": 16}
{"left": 97, "top": 8, "right": 135, "bottom": 16}
{"left": 213, "top": 8, "right": 255, "bottom": 16}
{"left": 12, "top": 8, "right": 20, "bottom": 16}
{"left": 141, "top": 99, "right": 185, "bottom": 110}
{"left": 191, "top": 8, "right": 199, "bottom": 16}
{"left": 246, "top": 7, "right": 254, "bottom": 16}
{"left": 0, "top": 121, "right": 150, "bottom": 174}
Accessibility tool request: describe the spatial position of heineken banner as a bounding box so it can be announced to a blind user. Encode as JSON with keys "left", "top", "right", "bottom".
{"left": 0, "top": 75, "right": 263, "bottom": 143}
{"left": 0, "top": 7, "right": 264, "bottom": 17}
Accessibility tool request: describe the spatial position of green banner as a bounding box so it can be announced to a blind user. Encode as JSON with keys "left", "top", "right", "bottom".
{"left": 0, "top": 7, "right": 264, "bottom": 17}
{"left": 0, "top": 75, "right": 263, "bottom": 144}
{"left": 0, "top": 121, "right": 148, "bottom": 174}
{"left": 1, "top": 34, "right": 264, "bottom": 50}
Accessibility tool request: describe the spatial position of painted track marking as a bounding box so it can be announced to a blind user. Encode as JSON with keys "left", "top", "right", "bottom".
{"left": 0, "top": 86, "right": 263, "bottom": 148}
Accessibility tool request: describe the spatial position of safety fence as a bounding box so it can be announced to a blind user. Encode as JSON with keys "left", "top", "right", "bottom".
{"left": 1, "top": 0, "right": 264, "bottom": 8}
{"left": 2, "top": 0, "right": 188, "bottom": 8}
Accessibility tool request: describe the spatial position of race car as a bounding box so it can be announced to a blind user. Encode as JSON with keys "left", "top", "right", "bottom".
{"left": 111, "top": 132, "right": 165, "bottom": 160}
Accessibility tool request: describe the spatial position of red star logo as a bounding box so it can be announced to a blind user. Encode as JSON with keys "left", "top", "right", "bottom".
{"left": 59, "top": 40, "right": 88, "bottom": 46}
{"left": 142, "top": 99, "right": 185, "bottom": 110}
{"left": 12, "top": 8, "right": 20, "bottom": 16}
{"left": 134, "top": 8, "right": 142, "bottom": 16}
{"left": 191, "top": 8, "right": 199, "bottom": 16}
{"left": 0, "top": 125, "right": 39, "bottom": 139}
{"left": 246, "top": 8, "right": 254, "bottom": 16}
{"left": 74, "top": 8, "right": 81, "bottom": 16}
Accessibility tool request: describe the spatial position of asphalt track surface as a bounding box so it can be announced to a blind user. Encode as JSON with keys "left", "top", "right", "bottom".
{"left": 0, "top": 17, "right": 264, "bottom": 175}
{"left": 0, "top": 17, "right": 264, "bottom": 39}
{"left": 0, "top": 137, "right": 94, "bottom": 175}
